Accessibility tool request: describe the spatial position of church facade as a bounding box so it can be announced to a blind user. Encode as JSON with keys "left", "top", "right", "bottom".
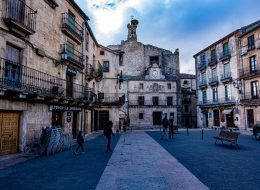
{"left": 109, "top": 19, "right": 181, "bottom": 129}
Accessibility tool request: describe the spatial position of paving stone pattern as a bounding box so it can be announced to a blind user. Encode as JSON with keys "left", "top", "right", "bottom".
{"left": 0, "top": 133, "right": 119, "bottom": 190}
{"left": 147, "top": 130, "right": 260, "bottom": 190}
{"left": 96, "top": 131, "right": 208, "bottom": 190}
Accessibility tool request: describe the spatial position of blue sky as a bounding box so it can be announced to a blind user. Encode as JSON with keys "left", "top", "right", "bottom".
{"left": 75, "top": 0, "right": 260, "bottom": 74}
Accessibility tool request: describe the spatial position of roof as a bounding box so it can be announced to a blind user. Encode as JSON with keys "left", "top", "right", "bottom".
{"left": 180, "top": 73, "right": 196, "bottom": 79}
{"left": 98, "top": 44, "right": 122, "bottom": 55}
{"left": 193, "top": 29, "right": 238, "bottom": 57}
{"left": 67, "top": 0, "right": 89, "bottom": 20}
{"left": 85, "top": 22, "right": 98, "bottom": 45}
{"left": 239, "top": 20, "right": 260, "bottom": 37}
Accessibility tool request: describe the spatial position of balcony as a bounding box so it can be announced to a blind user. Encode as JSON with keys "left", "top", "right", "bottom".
{"left": 0, "top": 57, "right": 95, "bottom": 105}
{"left": 219, "top": 50, "right": 231, "bottom": 61}
{"left": 61, "top": 13, "right": 83, "bottom": 44}
{"left": 98, "top": 93, "right": 125, "bottom": 106}
{"left": 85, "top": 64, "right": 95, "bottom": 81}
{"left": 44, "top": 0, "right": 58, "bottom": 9}
{"left": 241, "top": 91, "right": 260, "bottom": 103}
{"left": 92, "top": 60, "right": 103, "bottom": 82}
{"left": 83, "top": 87, "right": 97, "bottom": 103}
{"left": 208, "top": 56, "right": 218, "bottom": 67}
{"left": 239, "top": 64, "right": 260, "bottom": 80}
{"left": 3, "top": 0, "right": 37, "bottom": 36}
{"left": 221, "top": 73, "right": 232, "bottom": 83}
{"left": 128, "top": 100, "right": 177, "bottom": 107}
{"left": 241, "top": 38, "right": 260, "bottom": 56}
{"left": 197, "top": 61, "right": 207, "bottom": 71}
{"left": 208, "top": 76, "right": 219, "bottom": 86}
{"left": 60, "top": 44, "right": 84, "bottom": 69}
{"left": 198, "top": 80, "right": 207, "bottom": 89}
{"left": 198, "top": 97, "right": 235, "bottom": 107}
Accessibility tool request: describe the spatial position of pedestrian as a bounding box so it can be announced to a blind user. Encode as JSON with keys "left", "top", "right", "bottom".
{"left": 169, "top": 115, "right": 174, "bottom": 139}
{"left": 104, "top": 120, "right": 115, "bottom": 153}
{"left": 161, "top": 114, "right": 169, "bottom": 140}
{"left": 74, "top": 131, "right": 85, "bottom": 154}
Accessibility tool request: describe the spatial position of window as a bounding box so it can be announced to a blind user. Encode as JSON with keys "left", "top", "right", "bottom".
{"left": 68, "top": 11, "right": 75, "bottom": 31}
{"left": 224, "top": 63, "right": 230, "bottom": 78}
{"left": 201, "top": 72, "right": 206, "bottom": 84}
{"left": 103, "top": 61, "right": 109, "bottom": 72}
{"left": 138, "top": 96, "right": 144, "bottom": 105}
{"left": 66, "top": 41, "right": 74, "bottom": 59}
{"left": 153, "top": 83, "right": 159, "bottom": 92}
{"left": 251, "top": 81, "right": 259, "bottom": 99}
{"left": 167, "top": 83, "right": 171, "bottom": 89}
{"left": 249, "top": 56, "right": 256, "bottom": 73}
{"left": 167, "top": 97, "right": 173, "bottom": 106}
{"left": 139, "top": 83, "right": 144, "bottom": 90}
{"left": 212, "top": 68, "right": 217, "bottom": 81}
{"left": 202, "top": 91, "right": 207, "bottom": 104}
{"left": 86, "top": 56, "right": 88, "bottom": 65}
{"left": 225, "top": 85, "right": 229, "bottom": 101}
{"left": 183, "top": 80, "right": 188, "bottom": 85}
{"left": 119, "top": 54, "right": 123, "bottom": 66}
{"left": 100, "top": 50, "right": 104, "bottom": 55}
{"left": 212, "top": 88, "right": 218, "bottom": 102}
{"left": 223, "top": 42, "right": 229, "bottom": 55}
{"left": 139, "top": 113, "right": 144, "bottom": 119}
{"left": 85, "top": 32, "right": 89, "bottom": 51}
{"left": 200, "top": 54, "right": 206, "bottom": 65}
{"left": 153, "top": 96, "right": 159, "bottom": 106}
{"left": 210, "top": 49, "right": 217, "bottom": 61}
{"left": 248, "top": 35, "right": 255, "bottom": 50}
{"left": 93, "top": 42, "right": 95, "bottom": 49}
{"left": 184, "top": 105, "right": 189, "bottom": 113}
{"left": 150, "top": 56, "right": 159, "bottom": 65}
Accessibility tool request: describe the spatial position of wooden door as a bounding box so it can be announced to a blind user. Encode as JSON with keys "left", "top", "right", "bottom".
{"left": 52, "top": 111, "right": 63, "bottom": 127}
{"left": 247, "top": 109, "right": 254, "bottom": 128}
{"left": 213, "top": 110, "right": 220, "bottom": 126}
{"left": 153, "top": 111, "right": 162, "bottom": 125}
{"left": 0, "top": 112, "right": 19, "bottom": 155}
{"left": 84, "top": 112, "right": 88, "bottom": 135}
{"left": 72, "top": 112, "right": 78, "bottom": 139}
{"left": 98, "top": 111, "right": 109, "bottom": 130}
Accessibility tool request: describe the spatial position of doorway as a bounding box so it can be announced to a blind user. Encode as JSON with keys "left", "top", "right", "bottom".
{"left": 72, "top": 112, "right": 78, "bottom": 139}
{"left": 213, "top": 110, "right": 220, "bottom": 126}
{"left": 98, "top": 111, "right": 109, "bottom": 130}
{"left": 0, "top": 112, "right": 19, "bottom": 155}
{"left": 84, "top": 112, "right": 88, "bottom": 135}
{"left": 153, "top": 112, "right": 162, "bottom": 125}
{"left": 226, "top": 111, "right": 234, "bottom": 128}
{"left": 202, "top": 113, "right": 208, "bottom": 128}
{"left": 52, "top": 111, "right": 63, "bottom": 127}
{"left": 247, "top": 109, "right": 254, "bottom": 128}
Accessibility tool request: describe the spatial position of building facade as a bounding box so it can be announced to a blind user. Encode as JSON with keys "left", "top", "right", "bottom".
{"left": 239, "top": 21, "right": 260, "bottom": 130}
{"left": 0, "top": 0, "right": 118, "bottom": 155}
{"left": 194, "top": 20, "right": 260, "bottom": 130}
{"left": 108, "top": 19, "right": 181, "bottom": 129}
{"left": 194, "top": 30, "right": 241, "bottom": 129}
{"left": 180, "top": 73, "right": 197, "bottom": 128}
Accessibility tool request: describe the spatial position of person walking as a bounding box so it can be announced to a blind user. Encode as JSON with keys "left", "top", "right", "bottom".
{"left": 74, "top": 131, "right": 85, "bottom": 154}
{"left": 161, "top": 114, "right": 169, "bottom": 140}
{"left": 169, "top": 115, "right": 174, "bottom": 139}
{"left": 104, "top": 120, "right": 115, "bottom": 153}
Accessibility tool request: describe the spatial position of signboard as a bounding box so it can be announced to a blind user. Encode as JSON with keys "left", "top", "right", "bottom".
{"left": 49, "top": 105, "right": 82, "bottom": 112}
{"left": 67, "top": 67, "right": 77, "bottom": 76}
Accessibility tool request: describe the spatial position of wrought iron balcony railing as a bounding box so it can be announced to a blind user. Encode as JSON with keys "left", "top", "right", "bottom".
{"left": 60, "top": 44, "right": 84, "bottom": 69}
{"left": 198, "top": 97, "right": 235, "bottom": 106}
{"left": 208, "top": 76, "right": 219, "bottom": 86}
{"left": 92, "top": 60, "right": 103, "bottom": 82}
{"left": 3, "top": 0, "right": 37, "bottom": 35}
{"left": 197, "top": 61, "right": 207, "bottom": 70}
{"left": 98, "top": 93, "right": 125, "bottom": 106}
{"left": 85, "top": 64, "right": 95, "bottom": 81}
{"left": 61, "top": 13, "right": 83, "bottom": 44}
{"left": 198, "top": 80, "right": 207, "bottom": 88}
{"left": 221, "top": 73, "right": 232, "bottom": 82}
{"left": 0, "top": 58, "right": 96, "bottom": 102}
{"left": 219, "top": 49, "right": 231, "bottom": 61}
{"left": 208, "top": 55, "right": 218, "bottom": 66}
{"left": 129, "top": 100, "right": 177, "bottom": 106}
{"left": 241, "top": 91, "right": 260, "bottom": 101}
{"left": 239, "top": 64, "right": 260, "bottom": 79}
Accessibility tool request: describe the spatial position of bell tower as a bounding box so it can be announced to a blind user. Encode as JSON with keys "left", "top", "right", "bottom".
{"left": 127, "top": 16, "right": 139, "bottom": 41}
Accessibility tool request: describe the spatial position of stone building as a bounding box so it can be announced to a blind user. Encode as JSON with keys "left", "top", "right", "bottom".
{"left": 194, "top": 20, "right": 260, "bottom": 130}
{"left": 0, "top": 0, "right": 106, "bottom": 155}
{"left": 180, "top": 73, "right": 197, "bottom": 128}
{"left": 108, "top": 18, "right": 181, "bottom": 129}
{"left": 194, "top": 30, "right": 241, "bottom": 129}
{"left": 238, "top": 20, "right": 260, "bottom": 130}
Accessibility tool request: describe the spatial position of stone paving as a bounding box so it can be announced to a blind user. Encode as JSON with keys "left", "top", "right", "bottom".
{"left": 147, "top": 129, "right": 260, "bottom": 190}
{"left": 96, "top": 131, "right": 208, "bottom": 190}
{"left": 0, "top": 132, "right": 119, "bottom": 190}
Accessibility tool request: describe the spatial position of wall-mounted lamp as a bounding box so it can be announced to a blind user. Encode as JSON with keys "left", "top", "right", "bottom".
{"left": 61, "top": 52, "right": 67, "bottom": 60}
{"left": 232, "top": 79, "right": 241, "bottom": 92}
{"left": 117, "top": 71, "right": 123, "bottom": 89}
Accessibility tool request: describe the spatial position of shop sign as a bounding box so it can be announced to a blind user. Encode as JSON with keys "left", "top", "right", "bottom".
{"left": 49, "top": 105, "right": 82, "bottom": 112}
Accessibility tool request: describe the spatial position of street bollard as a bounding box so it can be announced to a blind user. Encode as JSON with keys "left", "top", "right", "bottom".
{"left": 186, "top": 127, "right": 189, "bottom": 136}
{"left": 201, "top": 129, "right": 204, "bottom": 140}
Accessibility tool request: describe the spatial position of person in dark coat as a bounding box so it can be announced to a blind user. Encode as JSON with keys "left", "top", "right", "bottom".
{"left": 168, "top": 116, "right": 174, "bottom": 139}
{"left": 104, "top": 120, "right": 115, "bottom": 153}
{"left": 75, "top": 131, "right": 84, "bottom": 154}
{"left": 161, "top": 114, "right": 169, "bottom": 140}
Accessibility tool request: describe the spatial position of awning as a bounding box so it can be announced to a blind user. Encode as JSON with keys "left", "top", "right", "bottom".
{"left": 222, "top": 109, "right": 233, "bottom": 115}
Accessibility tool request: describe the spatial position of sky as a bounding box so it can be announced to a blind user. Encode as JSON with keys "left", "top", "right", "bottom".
{"left": 75, "top": 0, "right": 260, "bottom": 74}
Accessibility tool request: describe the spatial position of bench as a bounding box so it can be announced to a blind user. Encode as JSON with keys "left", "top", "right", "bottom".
{"left": 213, "top": 130, "right": 240, "bottom": 149}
